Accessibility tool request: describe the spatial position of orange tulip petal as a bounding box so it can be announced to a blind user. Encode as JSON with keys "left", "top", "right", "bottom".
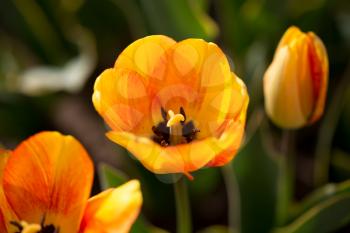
{"left": 264, "top": 44, "right": 309, "bottom": 128}
{"left": 208, "top": 81, "right": 249, "bottom": 167}
{"left": 0, "top": 149, "right": 12, "bottom": 233}
{"left": 2, "top": 131, "right": 94, "bottom": 233}
{"left": 115, "top": 35, "right": 176, "bottom": 80}
{"left": 107, "top": 111, "right": 246, "bottom": 174}
{"left": 80, "top": 180, "right": 142, "bottom": 233}
{"left": 276, "top": 26, "right": 303, "bottom": 51}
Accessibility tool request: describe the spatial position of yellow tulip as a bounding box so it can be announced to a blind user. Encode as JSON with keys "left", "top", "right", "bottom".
{"left": 0, "top": 132, "right": 142, "bottom": 233}
{"left": 92, "top": 35, "right": 249, "bottom": 178}
{"left": 263, "top": 26, "right": 329, "bottom": 129}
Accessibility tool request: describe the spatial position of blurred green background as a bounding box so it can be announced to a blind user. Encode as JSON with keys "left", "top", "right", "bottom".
{"left": 0, "top": 0, "right": 349, "bottom": 232}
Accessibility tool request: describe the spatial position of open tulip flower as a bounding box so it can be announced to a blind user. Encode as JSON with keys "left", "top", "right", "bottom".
{"left": 0, "top": 131, "right": 142, "bottom": 233}
{"left": 93, "top": 35, "right": 249, "bottom": 178}
{"left": 264, "top": 26, "right": 329, "bottom": 129}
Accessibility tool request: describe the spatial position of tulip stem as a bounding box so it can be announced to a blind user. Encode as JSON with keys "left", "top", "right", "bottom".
{"left": 174, "top": 176, "right": 192, "bottom": 233}
{"left": 222, "top": 163, "right": 241, "bottom": 233}
{"left": 275, "top": 130, "right": 294, "bottom": 226}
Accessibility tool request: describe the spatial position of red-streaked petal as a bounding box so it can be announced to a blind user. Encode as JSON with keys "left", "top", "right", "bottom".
{"left": 2, "top": 131, "right": 93, "bottom": 233}
{"left": 0, "top": 149, "right": 12, "bottom": 233}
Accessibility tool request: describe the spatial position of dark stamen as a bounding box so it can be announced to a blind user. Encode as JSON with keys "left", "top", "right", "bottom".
{"left": 152, "top": 107, "right": 199, "bottom": 146}
{"left": 10, "top": 221, "right": 23, "bottom": 233}
{"left": 161, "top": 107, "right": 167, "bottom": 121}
{"left": 41, "top": 224, "right": 57, "bottom": 233}
{"left": 182, "top": 121, "right": 200, "bottom": 143}
{"left": 40, "top": 214, "right": 58, "bottom": 233}
{"left": 180, "top": 107, "right": 186, "bottom": 122}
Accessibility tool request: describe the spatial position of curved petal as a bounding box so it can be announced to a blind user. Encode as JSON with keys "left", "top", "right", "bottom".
{"left": 93, "top": 68, "right": 153, "bottom": 134}
{"left": 107, "top": 111, "right": 246, "bottom": 174}
{"left": 0, "top": 149, "right": 12, "bottom": 233}
{"left": 93, "top": 35, "right": 176, "bottom": 135}
{"left": 307, "top": 32, "right": 328, "bottom": 124}
{"left": 168, "top": 39, "right": 238, "bottom": 138}
{"left": 276, "top": 26, "right": 303, "bottom": 52}
{"left": 207, "top": 91, "right": 249, "bottom": 167}
{"left": 2, "top": 131, "right": 94, "bottom": 233}
{"left": 264, "top": 45, "right": 308, "bottom": 128}
{"left": 79, "top": 180, "right": 142, "bottom": 233}
{"left": 207, "top": 78, "right": 249, "bottom": 167}
{"left": 115, "top": 35, "right": 176, "bottom": 80}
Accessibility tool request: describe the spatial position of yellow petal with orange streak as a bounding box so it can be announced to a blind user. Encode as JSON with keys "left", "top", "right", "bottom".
{"left": 106, "top": 113, "right": 246, "bottom": 175}
{"left": 79, "top": 180, "right": 142, "bottom": 233}
{"left": 207, "top": 80, "right": 249, "bottom": 167}
{"left": 264, "top": 45, "right": 308, "bottom": 128}
{"left": 115, "top": 35, "right": 176, "bottom": 81}
{"left": 276, "top": 26, "right": 303, "bottom": 52}
{"left": 2, "top": 132, "right": 93, "bottom": 233}
{"left": 92, "top": 68, "right": 153, "bottom": 135}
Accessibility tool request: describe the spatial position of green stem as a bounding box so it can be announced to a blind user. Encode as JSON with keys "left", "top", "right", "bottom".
{"left": 275, "top": 130, "right": 294, "bottom": 226}
{"left": 222, "top": 163, "right": 241, "bottom": 233}
{"left": 174, "top": 177, "right": 192, "bottom": 233}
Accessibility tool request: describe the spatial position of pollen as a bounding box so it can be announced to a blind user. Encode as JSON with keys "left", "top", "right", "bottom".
{"left": 166, "top": 110, "right": 185, "bottom": 127}
{"left": 22, "top": 223, "right": 41, "bottom": 233}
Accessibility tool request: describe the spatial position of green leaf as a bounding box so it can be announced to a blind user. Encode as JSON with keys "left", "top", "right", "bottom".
{"left": 291, "top": 179, "right": 350, "bottom": 220}
{"left": 98, "top": 163, "right": 128, "bottom": 190}
{"left": 274, "top": 193, "right": 350, "bottom": 233}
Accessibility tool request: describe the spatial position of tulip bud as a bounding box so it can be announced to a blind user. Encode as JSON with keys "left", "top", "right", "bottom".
{"left": 263, "top": 26, "right": 329, "bottom": 129}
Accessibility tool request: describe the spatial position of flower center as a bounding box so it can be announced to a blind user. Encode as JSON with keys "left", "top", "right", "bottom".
{"left": 152, "top": 107, "right": 200, "bottom": 146}
{"left": 10, "top": 215, "right": 59, "bottom": 233}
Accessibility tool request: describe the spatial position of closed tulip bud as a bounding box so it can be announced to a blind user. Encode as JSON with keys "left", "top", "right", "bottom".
{"left": 263, "top": 26, "right": 329, "bottom": 129}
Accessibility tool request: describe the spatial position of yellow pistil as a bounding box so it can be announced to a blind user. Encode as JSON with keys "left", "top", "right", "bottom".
{"left": 20, "top": 221, "right": 42, "bottom": 233}
{"left": 166, "top": 110, "right": 185, "bottom": 145}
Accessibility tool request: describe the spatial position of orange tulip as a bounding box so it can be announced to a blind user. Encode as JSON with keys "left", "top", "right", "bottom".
{"left": 263, "top": 26, "right": 329, "bottom": 129}
{"left": 92, "top": 35, "right": 249, "bottom": 178}
{"left": 0, "top": 131, "right": 142, "bottom": 233}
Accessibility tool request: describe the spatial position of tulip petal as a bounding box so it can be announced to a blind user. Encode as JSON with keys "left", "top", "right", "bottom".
{"left": 0, "top": 149, "right": 11, "bottom": 233}
{"left": 307, "top": 32, "right": 328, "bottom": 124}
{"left": 2, "top": 131, "right": 93, "bottom": 233}
{"left": 115, "top": 35, "right": 176, "bottom": 81}
{"left": 277, "top": 26, "right": 303, "bottom": 51}
{"left": 79, "top": 180, "right": 142, "bottom": 233}
{"left": 107, "top": 113, "right": 245, "bottom": 174}
{"left": 264, "top": 45, "right": 308, "bottom": 128}
{"left": 207, "top": 81, "right": 249, "bottom": 167}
